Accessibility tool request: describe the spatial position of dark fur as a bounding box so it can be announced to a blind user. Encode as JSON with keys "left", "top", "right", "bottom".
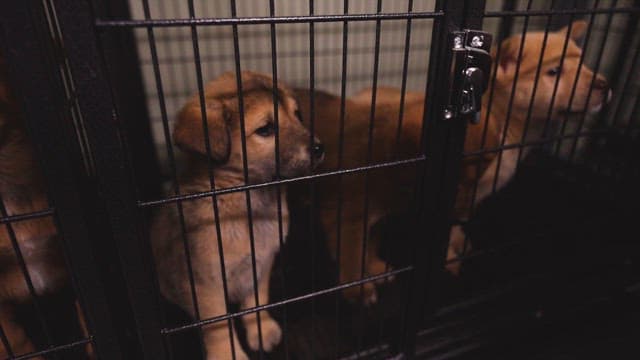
{"left": 0, "top": 56, "right": 66, "bottom": 359}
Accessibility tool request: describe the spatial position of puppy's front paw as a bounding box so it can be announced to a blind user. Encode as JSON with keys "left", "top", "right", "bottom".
{"left": 232, "top": 349, "right": 250, "bottom": 360}
{"left": 445, "top": 258, "right": 462, "bottom": 276}
{"left": 446, "top": 225, "right": 468, "bottom": 276}
{"left": 343, "top": 282, "right": 378, "bottom": 306}
{"left": 374, "top": 265, "right": 395, "bottom": 285}
{"left": 206, "top": 345, "right": 249, "bottom": 360}
{"left": 246, "top": 315, "right": 282, "bottom": 352}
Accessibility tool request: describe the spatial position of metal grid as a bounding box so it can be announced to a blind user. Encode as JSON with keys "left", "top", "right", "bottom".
{"left": 122, "top": 1, "right": 443, "bottom": 358}
{"left": 420, "top": 0, "right": 640, "bottom": 356}
{"left": 446, "top": 0, "right": 640, "bottom": 283}
{"left": 0, "top": 0, "right": 120, "bottom": 359}
{"left": 0, "top": 0, "right": 637, "bottom": 359}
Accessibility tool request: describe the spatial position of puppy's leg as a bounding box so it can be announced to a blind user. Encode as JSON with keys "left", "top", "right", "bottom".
{"left": 75, "top": 300, "right": 96, "bottom": 359}
{"left": 445, "top": 225, "right": 465, "bottom": 275}
{"left": 0, "top": 305, "right": 41, "bottom": 360}
{"left": 473, "top": 148, "right": 520, "bottom": 205}
{"left": 446, "top": 148, "right": 522, "bottom": 274}
{"left": 338, "top": 220, "right": 380, "bottom": 306}
{"left": 241, "top": 259, "right": 281, "bottom": 353}
{"left": 367, "top": 223, "right": 394, "bottom": 285}
{"left": 324, "top": 195, "right": 388, "bottom": 305}
{"left": 198, "top": 290, "right": 246, "bottom": 360}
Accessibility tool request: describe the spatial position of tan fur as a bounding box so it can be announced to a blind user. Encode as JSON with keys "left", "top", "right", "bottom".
{"left": 0, "top": 56, "right": 62, "bottom": 359}
{"left": 151, "top": 71, "right": 322, "bottom": 360}
{"left": 296, "top": 21, "right": 610, "bottom": 303}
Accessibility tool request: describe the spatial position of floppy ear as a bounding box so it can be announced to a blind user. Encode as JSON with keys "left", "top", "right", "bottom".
{"left": 495, "top": 37, "right": 520, "bottom": 80}
{"left": 173, "top": 99, "right": 230, "bottom": 161}
{"left": 557, "top": 20, "right": 588, "bottom": 41}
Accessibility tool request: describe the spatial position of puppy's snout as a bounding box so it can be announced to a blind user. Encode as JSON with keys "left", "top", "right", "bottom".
{"left": 311, "top": 141, "right": 324, "bottom": 161}
{"left": 593, "top": 77, "right": 608, "bottom": 91}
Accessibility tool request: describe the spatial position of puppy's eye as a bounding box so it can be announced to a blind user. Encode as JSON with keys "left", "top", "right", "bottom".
{"left": 255, "top": 123, "right": 275, "bottom": 137}
{"left": 295, "top": 109, "right": 303, "bottom": 122}
{"left": 547, "top": 66, "right": 561, "bottom": 76}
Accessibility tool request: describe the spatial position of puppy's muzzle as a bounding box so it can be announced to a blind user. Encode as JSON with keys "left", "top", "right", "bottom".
{"left": 593, "top": 77, "right": 608, "bottom": 91}
{"left": 311, "top": 141, "right": 324, "bottom": 162}
{"left": 589, "top": 77, "right": 611, "bottom": 113}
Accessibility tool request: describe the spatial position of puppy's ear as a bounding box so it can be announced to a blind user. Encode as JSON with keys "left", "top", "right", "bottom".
{"left": 495, "top": 37, "right": 520, "bottom": 80}
{"left": 174, "top": 99, "right": 230, "bottom": 161}
{"left": 557, "top": 20, "right": 588, "bottom": 41}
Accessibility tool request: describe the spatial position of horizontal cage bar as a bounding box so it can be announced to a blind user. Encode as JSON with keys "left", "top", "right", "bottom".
{"left": 162, "top": 266, "right": 412, "bottom": 335}
{"left": 95, "top": 11, "right": 443, "bottom": 28}
{"left": 484, "top": 7, "right": 640, "bottom": 17}
{"left": 10, "top": 337, "right": 93, "bottom": 360}
{"left": 138, "top": 155, "right": 426, "bottom": 207}
{"left": 462, "top": 128, "right": 620, "bottom": 157}
{"left": 0, "top": 208, "right": 54, "bottom": 224}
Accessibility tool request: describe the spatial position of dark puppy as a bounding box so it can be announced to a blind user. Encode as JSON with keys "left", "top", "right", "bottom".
{"left": 0, "top": 57, "right": 66, "bottom": 359}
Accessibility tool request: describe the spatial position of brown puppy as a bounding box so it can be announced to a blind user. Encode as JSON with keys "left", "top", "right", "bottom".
{"left": 151, "top": 71, "right": 323, "bottom": 360}
{"left": 297, "top": 21, "right": 610, "bottom": 303}
{"left": 0, "top": 57, "right": 65, "bottom": 358}
{"left": 294, "top": 89, "right": 423, "bottom": 305}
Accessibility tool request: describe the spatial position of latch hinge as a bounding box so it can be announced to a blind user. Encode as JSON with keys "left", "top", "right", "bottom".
{"left": 444, "top": 30, "right": 493, "bottom": 124}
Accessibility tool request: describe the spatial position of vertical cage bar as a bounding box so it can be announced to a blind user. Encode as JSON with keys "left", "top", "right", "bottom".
{"left": 489, "top": 0, "right": 533, "bottom": 195}
{"left": 267, "top": 2, "right": 290, "bottom": 358}
{"left": 0, "top": 0, "right": 123, "bottom": 358}
{"left": 52, "top": 0, "right": 167, "bottom": 358}
{"left": 334, "top": 1, "right": 350, "bottom": 356}
{"left": 139, "top": 0, "right": 206, "bottom": 358}
{"left": 402, "top": 0, "right": 486, "bottom": 357}
{"left": 497, "top": 1, "right": 515, "bottom": 43}
{"left": 610, "top": 24, "right": 640, "bottom": 130}
{"left": 539, "top": 1, "right": 580, "bottom": 139}
{"left": 567, "top": 1, "right": 619, "bottom": 161}
{"left": 0, "top": 323, "right": 14, "bottom": 358}
{"left": 553, "top": 3, "right": 601, "bottom": 157}
{"left": 515, "top": 0, "right": 557, "bottom": 166}
{"left": 96, "top": 0, "right": 162, "bottom": 202}
{"left": 228, "top": 0, "right": 265, "bottom": 356}
{"left": 307, "top": 2, "right": 317, "bottom": 358}
{"left": 0, "top": 201, "right": 57, "bottom": 357}
{"left": 548, "top": 0, "right": 582, "bottom": 29}
{"left": 393, "top": 0, "right": 415, "bottom": 160}
{"left": 355, "top": 0, "right": 383, "bottom": 356}
{"left": 185, "top": 0, "right": 238, "bottom": 357}
{"left": 626, "top": 92, "right": 640, "bottom": 135}
{"left": 378, "top": 0, "right": 417, "bottom": 349}
{"left": 603, "top": 0, "right": 640, "bottom": 129}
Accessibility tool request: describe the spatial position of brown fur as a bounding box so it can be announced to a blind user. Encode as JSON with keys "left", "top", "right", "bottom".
{"left": 151, "top": 71, "right": 322, "bottom": 360}
{"left": 296, "top": 21, "right": 610, "bottom": 303}
{"left": 293, "top": 88, "right": 423, "bottom": 305}
{"left": 0, "top": 57, "right": 64, "bottom": 358}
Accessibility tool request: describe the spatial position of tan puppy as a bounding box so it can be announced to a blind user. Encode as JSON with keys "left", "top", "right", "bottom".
{"left": 448, "top": 20, "right": 610, "bottom": 271}
{"left": 151, "top": 71, "right": 323, "bottom": 360}
{"left": 297, "top": 20, "right": 610, "bottom": 303}
{"left": 0, "top": 57, "right": 64, "bottom": 358}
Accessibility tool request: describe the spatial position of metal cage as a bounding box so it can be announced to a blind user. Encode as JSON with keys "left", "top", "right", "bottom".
{"left": 0, "top": 0, "right": 638, "bottom": 359}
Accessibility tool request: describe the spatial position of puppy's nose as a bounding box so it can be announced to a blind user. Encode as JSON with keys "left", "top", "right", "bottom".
{"left": 593, "top": 77, "right": 608, "bottom": 90}
{"left": 311, "top": 142, "right": 324, "bottom": 160}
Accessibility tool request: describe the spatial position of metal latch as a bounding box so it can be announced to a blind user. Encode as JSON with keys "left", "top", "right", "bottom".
{"left": 445, "top": 30, "right": 493, "bottom": 124}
